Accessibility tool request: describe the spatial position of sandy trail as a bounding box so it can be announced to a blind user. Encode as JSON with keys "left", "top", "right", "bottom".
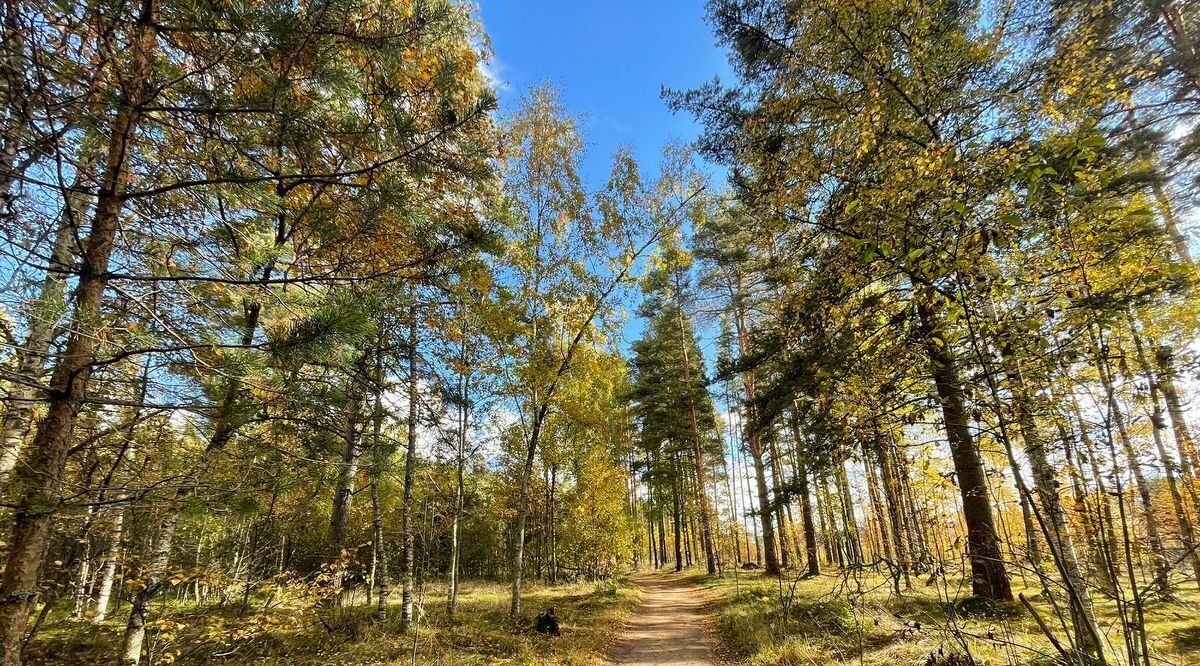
{"left": 607, "top": 573, "right": 725, "bottom": 666}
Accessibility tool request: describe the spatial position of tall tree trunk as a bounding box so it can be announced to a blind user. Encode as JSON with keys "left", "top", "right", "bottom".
{"left": 1155, "top": 345, "right": 1200, "bottom": 532}
{"left": 119, "top": 523, "right": 170, "bottom": 666}
{"left": 836, "top": 460, "right": 862, "bottom": 566}
{"left": 1069, "top": 389, "right": 1123, "bottom": 589}
{"left": 1131, "top": 336, "right": 1200, "bottom": 588}
{"left": 0, "top": 0, "right": 32, "bottom": 200}
{"left": 0, "top": 4, "right": 156, "bottom": 661}
{"left": 723, "top": 426, "right": 743, "bottom": 566}
{"left": 1098, "top": 397, "right": 1152, "bottom": 666}
{"left": 674, "top": 307, "right": 717, "bottom": 575}
{"left": 820, "top": 472, "right": 844, "bottom": 568}
{"left": 684, "top": 514, "right": 695, "bottom": 568}
{"left": 510, "top": 397, "right": 549, "bottom": 618}
{"left": 1160, "top": 3, "right": 1200, "bottom": 103}
{"left": 548, "top": 463, "right": 559, "bottom": 584}
{"left": 1055, "top": 412, "right": 1112, "bottom": 590}
{"left": 687, "top": 432, "right": 717, "bottom": 573}
{"left": 70, "top": 513, "right": 94, "bottom": 620}
{"left": 658, "top": 492, "right": 668, "bottom": 569}
{"left": 863, "top": 441, "right": 891, "bottom": 565}
{"left": 788, "top": 412, "right": 820, "bottom": 576}
{"left": 895, "top": 445, "right": 929, "bottom": 571}
{"left": 1150, "top": 182, "right": 1192, "bottom": 264}
{"left": 648, "top": 505, "right": 658, "bottom": 568}
{"left": 536, "top": 468, "right": 546, "bottom": 582}
{"left": 730, "top": 293, "right": 780, "bottom": 575}
{"left": 1020, "top": 492, "right": 1042, "bottom": 562}
{"left": 672, "top": 454, "right": 684, "bottom": 572}
{"left": 1090, "top": 324, "right": 1173, "bottom": 598}
{"left": 1001, "top": 343, "right": 1103, "bottom": 661}
{"left": 916, "top": 296, "right": 1012, "bottom": 601}
{"left": 746, "top": 427, "right": 781, "bottom": 576}
{"left": 71, "top": 381, "right": 143, "bottom": 624}
{"left": 92, "top": 360, "right": 148, "bottom": 625}
{"left": 447, "top": 350, "right": 468, "bottom": 616}
{"left": 814, "top": 474, "right": 832, "bottom": 565}
{"left": 739, "top": 421, "right": 761, "bottom": 565}
{"left": 0, "top": 158, "right": 92, "bottom": 483}
{"left": 91, "top": 503, "right": 124, "bottom": 624}
{"left": 401, "top": 299, "right": 419, "bottom": 629}
{"left": 369, "top": 338, "right": 389, "bottom": 620}
{"left": 645, "top": 450, "right": 659, "bottom": 569}
{"left": 328, "top": 360, "right": 369, "bottom": 603}
{"left": 876, "top": 433, "right": 912, "bottom": 590}
{"left": 768, "top": 439, "right": 792, "bottom": 569}
{"left": 371, "top": 474, "right": 389, "bottom": 621}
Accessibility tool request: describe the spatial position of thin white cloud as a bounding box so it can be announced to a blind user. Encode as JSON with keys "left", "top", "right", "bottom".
{"left": 1169, "top": 117, "right": 1197, "bottom": 142}
{"left": 479, "top": 55, "right": 510, "bottom": 93}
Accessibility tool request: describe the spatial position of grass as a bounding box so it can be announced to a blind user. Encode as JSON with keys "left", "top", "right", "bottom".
{"left": 676, "top": 567, "right": 1200, "bottom": 666}
{"left": 25, "top": 578, "right": 639, "bottom": 665}
{"left": 27, "top": 568, "right": 1200, "bottom": 664}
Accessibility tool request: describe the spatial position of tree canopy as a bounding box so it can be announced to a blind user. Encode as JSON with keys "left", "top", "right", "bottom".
{"left": 1, "top": 0, "right": 1199, "bottom": 664}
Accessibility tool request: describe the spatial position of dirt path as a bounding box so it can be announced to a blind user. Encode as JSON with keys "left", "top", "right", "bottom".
{"left": 607, "top": 573, "right": 726, "bottom": 666}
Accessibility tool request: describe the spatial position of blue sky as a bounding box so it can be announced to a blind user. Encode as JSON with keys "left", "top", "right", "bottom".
{"left": 477, "top": 0, "right": 732, "bottom": 184}
{"left": 476, "top": 1, "right": 733, "bottom": 367}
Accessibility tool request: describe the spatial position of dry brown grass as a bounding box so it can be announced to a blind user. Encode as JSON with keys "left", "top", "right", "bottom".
{"left": 26, "top": 578, "right": 638, "bottom": 665}
{"left": 683, "top": 567, "right": 1200, "bottom": 665}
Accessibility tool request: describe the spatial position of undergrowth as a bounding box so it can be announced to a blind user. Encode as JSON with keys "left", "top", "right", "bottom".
{"left": 681, "top": 568, "right": 1200, "bottom": 666}
{"left": 25, "top": 578, "right": 638, "bottom": 665}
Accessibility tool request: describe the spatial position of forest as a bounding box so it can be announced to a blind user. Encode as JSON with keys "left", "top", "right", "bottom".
{"left": 0, "top": 0, "right": 1198, "bottom": 664}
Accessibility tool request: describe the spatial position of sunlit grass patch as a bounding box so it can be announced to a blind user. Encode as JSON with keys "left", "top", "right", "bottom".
{"left": 682, "top": 566, "right": 1200, "bottom": 666}
{"left": 26, "top": 578, "right": 638, "bottom": 665}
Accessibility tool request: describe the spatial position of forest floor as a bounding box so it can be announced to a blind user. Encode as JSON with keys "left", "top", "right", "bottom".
{"left": 24, "top": 570, "right": 1200, "bottom": 664}
{"left": 26, "top": 578, "right": 638, "bottom": 665}
{"left": 680, "top": 566, "right": 1200, "bottom": 666}
{"left": 608, "top": 573, "right": 727, "bottom": 665}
